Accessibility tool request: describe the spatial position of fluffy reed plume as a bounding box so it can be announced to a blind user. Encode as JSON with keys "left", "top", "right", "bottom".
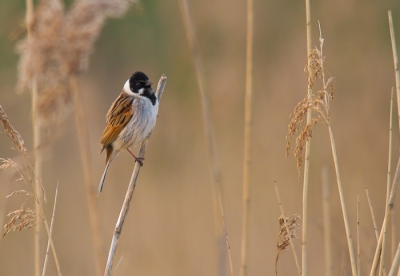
{"left": 0, "top": 106, "right": 61, "bottom": 274}
{"left": 275, "top": 215, "right": 300, "bottom": 276}
{"left": 286, "top": 47, "right": 335, "bottom": 176}
{"left": 17, "top": 0, "right": 135, "bottom": 128}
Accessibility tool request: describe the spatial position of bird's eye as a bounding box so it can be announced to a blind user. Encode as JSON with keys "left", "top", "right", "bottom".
{"left": 136, "top": 81, "right": 140, "bottom": 86}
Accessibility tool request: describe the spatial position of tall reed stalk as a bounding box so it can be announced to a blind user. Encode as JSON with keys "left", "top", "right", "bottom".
{"left": 240, "top": 0, "right": 254, "bottom": 275}
{"left": 178, "top": 1, "right": 234, "bottom": 275}
{"left": 302, "top": 1, "right": 312, "bottom": 274}
{"left": 322, "top": 168, "right": 332, "bottom": 276}
{"left": 380, "top": 89, "right": 394, "bottom": 276}
{"left": 70, "top": 76, "right": 104, "bottom": 276}
{"left": 370, "top": 12, "right": 400, "bottom": 275}
{"left": 25, "top": 0, "right": 43, "bottom": 274}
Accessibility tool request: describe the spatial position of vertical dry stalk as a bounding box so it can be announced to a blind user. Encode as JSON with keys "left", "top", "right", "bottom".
{"left": 70, "top": 76, "right": 104, "bottom": 275}
{"left": 274, "top": 182, "right": 301, "bottom": 275}
{"left": 178, "top": 1, "right": 234, "bottom": 275}
{"left": 322, "top": 167, "right": 332, "bottom": 276}
{"left": 357, "top": 195, "right": 360, "bottom": 275}
{"left": 25, "top": 0, "right": 42, "bottom": 274}
{"left": 392, "top": 211, "right": 397, "bottom": 262}
{"left": 42, "top": 184, "right": 58, "bottom": 276}
{"left": 370, "top": 156, "right": 400, "bottom": 276}
{"left": 370, "top": 11, "right": 400, "bottom": 276}
{"left": 317, "top": 21, "right": 357, "bottom": 274}
{"left": 380, "top": 89, "right": 394, "bottom": 276}
{"left": 365, "top": 187, "right": 380, "bottom": 241}
{"left": 388, "top": 243, "right": 400, "bottom": 276}
{"left": 302, "top": 1, "right": 312, "bottom": 275}
{"left": 327, "top": 117, "right": 358, "bottom": 276}
{"left": 104, "top": 75, "right": 167, "bottom": 276}
{"left": 389, "top": 11, "right": 400, "bottom": 127}
{"left": 240, "top": 0, "right": 254, "bottom": 275}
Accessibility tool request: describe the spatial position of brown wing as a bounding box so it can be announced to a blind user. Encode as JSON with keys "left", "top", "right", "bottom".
{"left": 100, "top": 92, "right": 135, "bottom": 151}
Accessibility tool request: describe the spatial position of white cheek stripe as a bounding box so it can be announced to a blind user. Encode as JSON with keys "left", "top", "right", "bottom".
{"left": 123, "top": 79, "right": 135, "bottom": 96}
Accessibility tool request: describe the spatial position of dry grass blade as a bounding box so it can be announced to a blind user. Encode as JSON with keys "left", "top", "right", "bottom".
{"left": 0, "top": 106, "right": 27, "bottom": 156}
{"left": 275, "top": 215, "right": 300, "bottom": 276}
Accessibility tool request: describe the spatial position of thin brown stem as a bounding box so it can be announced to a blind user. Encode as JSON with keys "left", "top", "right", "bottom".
{"left": 70, "top": 76, "right": 105, "bottom": 276}
{"left": 365, "top": 187, "right": 380, "bottom": 241}
{"left": 370, "top": 156, "right": 400, "bottom": 276}
{"left": 42, "top": 184, "right": 58, "bottom": 276}
{"left": 388, "top": 243, "right": 400, "bottom": 276}
{"left": 392, "top": 211, "right": 397, "bottom": 262}
{"left": 357, "top": 195, "right": 360, "bottom": 275}
{"left": 322, "top": 167, "right": 332, "bottom": 276}
{"left": 104, "top": 75, "right": 167, "bottom": 276}
{"left": 370, "top": 11, "right": 400, "bottom": 276}
{"left": 328, "top": 125, "right": 358, "bottom": 276}
{"left": 240, "top": 0, "right": 254, "bottom": 275}
{"left": 302, "top": 1, "right": 312, "bottom": 274}
{"left": 388, "top": 11, "right": 400, "bottom": 130}
{"left": 274, "top": 182, "right": 301, "bottom": 276}
{"left": 178, "top": 1, "right": 234, "bottom": 275}
{"left": 25, "top": 0, "right": 42, "bottom": 274}
{"left": 381, "top": 89, "right": 394, "bottom": 276}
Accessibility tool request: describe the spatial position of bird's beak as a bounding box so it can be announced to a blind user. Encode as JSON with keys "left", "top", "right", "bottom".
{"left": 146, "top": 80, "right": 153, "bottom": 86}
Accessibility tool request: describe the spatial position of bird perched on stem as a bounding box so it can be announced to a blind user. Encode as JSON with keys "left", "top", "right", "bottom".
{"left": 98, "top": 71, "right": 158, "bottom": 195}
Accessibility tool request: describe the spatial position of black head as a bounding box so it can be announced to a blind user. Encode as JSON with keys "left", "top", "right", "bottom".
{"left": 129, "top": 71, "right": 153, "bottom": 93}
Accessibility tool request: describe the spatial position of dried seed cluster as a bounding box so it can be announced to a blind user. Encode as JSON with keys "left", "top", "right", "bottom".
{"left": 286, "top": 43, "right": 335, "bottom": 176}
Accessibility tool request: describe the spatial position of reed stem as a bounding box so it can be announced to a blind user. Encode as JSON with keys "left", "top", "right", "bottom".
{"left": 70, "top": 76, "right": 105, "bottom": 276}
{"left": 240, "top": 0, "right": 254, "bottom": 274}
{"left": 322, "top": 167, "right": 332, "bottom": 276}
{"left": 178, "top": 1, "right": 234, "bottom": 275}
{"left": 302, "top": 1, "right": 312, "bottom": 275}
{"left": 26, "top": 0, "right": 42, "bottom": 273}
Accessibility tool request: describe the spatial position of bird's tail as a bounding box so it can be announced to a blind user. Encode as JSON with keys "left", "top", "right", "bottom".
{"left": 98, "top": 161, "right": 110, "bottom": 196}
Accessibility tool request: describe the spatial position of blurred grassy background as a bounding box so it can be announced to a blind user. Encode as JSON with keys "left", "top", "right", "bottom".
{"left": 1, "top": 0, "right": 400, "bottom": 275}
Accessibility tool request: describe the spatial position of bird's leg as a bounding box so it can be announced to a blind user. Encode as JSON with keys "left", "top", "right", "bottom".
{"left": 126, "top": 148, "right": 144, "bottom": 166}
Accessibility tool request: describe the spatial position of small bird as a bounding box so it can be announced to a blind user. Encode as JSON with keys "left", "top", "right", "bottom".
{"left": 98, "top": 71, "right": 159, "bottom": 195}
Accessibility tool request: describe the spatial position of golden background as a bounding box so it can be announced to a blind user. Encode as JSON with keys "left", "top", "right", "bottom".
{"left": 0, "top": 0, "right": 400, "bottom": 275}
